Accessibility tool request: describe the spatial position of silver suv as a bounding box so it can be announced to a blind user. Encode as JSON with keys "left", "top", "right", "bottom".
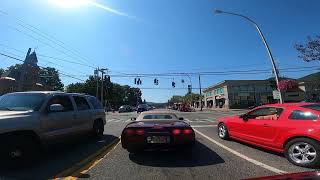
{"left": 0, "top": 91, "right": 106, "bottom": 162}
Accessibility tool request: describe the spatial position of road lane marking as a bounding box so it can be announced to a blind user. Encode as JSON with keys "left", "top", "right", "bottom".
{"left": 193, "top": 129, "right": 288, "bottom": 174}
{"left": 184, "top": 119, "right": 192, "bottom": 122}
{"left": 191, "top": 125, "right": 217, "bottom": 128}
{"left": 52, "top": 138, "right": 120, "bottom": 180}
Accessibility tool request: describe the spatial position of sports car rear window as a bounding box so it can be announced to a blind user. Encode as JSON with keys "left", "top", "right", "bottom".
{"left": 143, "top": 114, "right": 173, "bottom": 119}
{"left": 289, "top": 110, "right": 319, "bottom": 120}
{"left": 302, "top": 105, "right": 320, "bottom": 111}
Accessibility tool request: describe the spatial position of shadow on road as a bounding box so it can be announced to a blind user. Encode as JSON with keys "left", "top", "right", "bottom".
{"left": 129, "top": 140, "right": 224, "bottom": 167}
{"left": 0, "top": 134, "right": 118, "bottom": 180}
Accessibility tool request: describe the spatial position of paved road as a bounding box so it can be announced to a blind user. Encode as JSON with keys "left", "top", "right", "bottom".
{"left": 0, "top": 110, "right": 315, "bottom": 179}
{"left": 83, "top": 110, "right": 314, "bottom": 180}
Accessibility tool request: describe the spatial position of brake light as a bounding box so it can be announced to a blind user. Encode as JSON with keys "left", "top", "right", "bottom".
{"left": 136, "top": 129, "right": 145, "bottom": 135}
{"left": 172, "top": 129, "right": 181, "bottom": 135}
{"left": 183, "top": 129, "right": 193, "bottom": 135}
{"left": 124, "top": 129, "right": 134, "bottom": 135}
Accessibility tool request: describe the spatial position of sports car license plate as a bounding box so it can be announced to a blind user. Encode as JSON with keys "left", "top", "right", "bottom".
{"left": 147, "top": 136, "right": 170, "bottom": 144}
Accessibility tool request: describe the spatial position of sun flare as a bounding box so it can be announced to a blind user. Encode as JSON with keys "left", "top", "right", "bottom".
{"left": 49, "top": 0, "right": 90, "bottom": 9}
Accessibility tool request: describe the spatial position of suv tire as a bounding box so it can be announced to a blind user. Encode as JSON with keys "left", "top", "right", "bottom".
{"left": 4, "top": 135, "right": 40, "bottom": 164}
{"left": 92, "top": 120, "right": 104, "bottom": 139}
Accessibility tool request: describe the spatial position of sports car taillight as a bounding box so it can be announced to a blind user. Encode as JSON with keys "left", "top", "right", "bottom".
{"left": 136, "top": 129, "right": 145, "bottom": 135}
{"left": 124, "top": 129, "right": 134, "bottom": 136}
{"left": 172, "top": 129, "right": 181, "bottom": 135}
{"left": 183, "top": 129, "right": 193, "bottom": 135}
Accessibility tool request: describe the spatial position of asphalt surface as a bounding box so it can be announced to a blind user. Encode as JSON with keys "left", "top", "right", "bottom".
{"left": 0, "top": 109, "right": 316, "bottom": 180}
{"left": 83, "top": 110, "right": 315, "bottom": 180}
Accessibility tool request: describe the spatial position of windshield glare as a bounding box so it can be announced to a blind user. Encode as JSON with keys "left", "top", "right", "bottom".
{"left": 0, "top": 93, "right": 46, "bottom": 111}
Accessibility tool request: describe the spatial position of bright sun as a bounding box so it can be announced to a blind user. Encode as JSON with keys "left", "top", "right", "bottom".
{"left": 49, "top": 0, "right": 90, "bottom": 8}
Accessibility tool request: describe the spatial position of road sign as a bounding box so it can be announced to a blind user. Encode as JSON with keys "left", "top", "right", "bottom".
{"left": 273, "top": 90, "right": 281, "bottom": 100}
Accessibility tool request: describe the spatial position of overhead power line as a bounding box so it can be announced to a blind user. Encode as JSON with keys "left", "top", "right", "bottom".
{"left": 0, "top": 9, "right": 96, "bottom": 67}
{"left": 0, "top": 44, "right": 95, "bottom": 69}
{"left": 0, "top": 52, "right": 86, "bottom": 82}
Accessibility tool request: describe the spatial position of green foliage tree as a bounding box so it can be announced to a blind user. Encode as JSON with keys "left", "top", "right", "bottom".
{"left": 39, "top": 67, "right": 64, "bottom": 91}
{"left": 66, "top": 76, "right": 142, "bottom": 109}
{"left": 295, "top": 35, "right": 320, "bottom": 62}
{"left": 168, "top": 93, "right": 201, "bottom": 105}
{"left": 0, "top": 68, "right": 4, "bottom": 77}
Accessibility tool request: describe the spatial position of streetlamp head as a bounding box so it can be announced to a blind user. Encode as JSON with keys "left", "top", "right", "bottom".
{"left": 213, "top": 9, "right": 223, "bottom": 14}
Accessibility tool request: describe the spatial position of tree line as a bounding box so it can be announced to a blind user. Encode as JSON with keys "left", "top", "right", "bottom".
{"left": 66, "top": 76, "right": 142, "bottom": 110}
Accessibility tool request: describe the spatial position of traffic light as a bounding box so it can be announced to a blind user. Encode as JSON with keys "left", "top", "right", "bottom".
{"left": 188, "top": 85, "right": 192, "bottom": 93}
{"left": 154, "top": 78, "right": 159, "bottom": 85}
{"left": 137, "top": 78, "right": 142, "bottom": 85}
{"left": 105, "top": 75, "right": 111, "bottom": 83}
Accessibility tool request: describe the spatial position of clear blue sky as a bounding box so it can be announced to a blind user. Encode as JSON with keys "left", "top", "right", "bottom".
{"left": 1, "top": 0, "right": 319, "bottom": 102}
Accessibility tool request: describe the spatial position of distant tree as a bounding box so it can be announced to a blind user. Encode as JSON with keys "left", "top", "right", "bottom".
{"left": 66, "top": 76, "right": 142, "bottom": 109}
{"left": 0, "top": 68, "right": 4, "bottom": 77}
{"left": 295, "top": 35, "right": 320, "bottom": 62}
{"left": 39, "top": 67, "right": 64, "bottom": 91}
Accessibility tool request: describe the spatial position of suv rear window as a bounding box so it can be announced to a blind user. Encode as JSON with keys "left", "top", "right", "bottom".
{"left": 88, "top": 96, "right": 103, "bottom": 109}
{"left": 73, "top": 96, "right": 90, "bottom": 111}
{"left": 289, "top": 110, "right": 319, "bottom": 120}
{"left": 302, "top": 104, "right": 320, "bottom": 111}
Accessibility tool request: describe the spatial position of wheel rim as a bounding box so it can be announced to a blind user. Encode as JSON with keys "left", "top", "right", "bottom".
{"left": 219, "top": 125, "right": 226, "bottom": 137}
{"left": 288, "top": 142, "right": 317, "bottom": 164}
{"left": 10, "top": 148, "right": 22, "bottom": 159}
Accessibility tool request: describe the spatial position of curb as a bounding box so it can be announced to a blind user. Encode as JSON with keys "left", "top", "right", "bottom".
{"left": 52, "top": 138, "right": 120, "bottom": 180}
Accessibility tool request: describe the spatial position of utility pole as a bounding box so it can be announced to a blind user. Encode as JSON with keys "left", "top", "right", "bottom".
{"left": 214, "top": 9, "right": 283, "bottom": 103}
{"left": 199, "top": 74, "right": 203, "bottom": 111}
{"left": 99, "top": 68, "right": 108, "bottom": 108}
{"left": 95, "top": 68, "right": 99, "bottom": 99}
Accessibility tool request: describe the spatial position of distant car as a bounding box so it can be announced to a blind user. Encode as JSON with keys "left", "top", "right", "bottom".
{"left": 119, "top": 105, "right": 133, "bottom": 113}
{"left": 137, "top": 104, "right": 149, "bottom": 113}
{"left": 0, "top": 91, "right": 106, "bottom": 162}
{"left": 121, "top": 111, "right": 195, "bottom": 153}
{"left": 218, "top": 103, "right": 320, "bottom": 168}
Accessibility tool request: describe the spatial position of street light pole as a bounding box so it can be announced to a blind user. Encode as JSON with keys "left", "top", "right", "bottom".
{"left": 214, "top": 9, "right": 283, "bottom": 104}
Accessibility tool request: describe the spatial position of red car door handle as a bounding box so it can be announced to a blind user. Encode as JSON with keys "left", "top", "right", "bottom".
{"left": 263, "top": 123, "right": 269, "bottom": 127}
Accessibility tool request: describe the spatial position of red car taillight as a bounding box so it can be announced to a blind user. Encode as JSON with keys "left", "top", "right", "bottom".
{"left": 172, "top": 129, "right": 181, "bottom": 135}
{"left": 183, "top": 129, "right": 193, "bottom": 135}
{"left": 124, "top": 129, "right": 134, "bottom": 136}
{"left": 135, "top": 129, "right": 145, "bottom": 135}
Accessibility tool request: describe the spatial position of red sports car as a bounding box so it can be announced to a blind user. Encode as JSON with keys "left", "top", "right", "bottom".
{"left": 121, "top": 111, "right": 195, "bottom": 153}
{"left": 218, "top": 103, "right": 320, "bottom": 168}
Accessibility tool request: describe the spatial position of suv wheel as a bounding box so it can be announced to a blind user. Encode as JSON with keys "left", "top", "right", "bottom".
{"left": 4, "top": 136, "right": 39, "bottom": 164}
{"left": 218, "top": 123, "right": 229, "bottom": 140}
{"left": 285, "top": 138, "right": 320, "bottom": 168}
{"left": 93, "top": 120, "right": 104, "bottom": 139}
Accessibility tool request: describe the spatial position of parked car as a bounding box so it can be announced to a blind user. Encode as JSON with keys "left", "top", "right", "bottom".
{"left": 121, "top": 111, "right": 195, "bottom": 153}
{"left": 0, "top": 91, "right": 106, "bottom": 162}
{"left": 217, "top": 103, "right": 320, "bottom": 168}
{"left": 119, "top": 105, "right": 134, "bottom": 113}
{"left": 137, "top": 104, "right": 149, "bottom": 113}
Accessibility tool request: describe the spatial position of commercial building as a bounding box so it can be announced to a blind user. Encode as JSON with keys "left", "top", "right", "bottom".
{"left": 203, "top": 80, "right": 275, "bottom": 109}
{"left": 203, "top": 79, "right": 319, "bottom": 109}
